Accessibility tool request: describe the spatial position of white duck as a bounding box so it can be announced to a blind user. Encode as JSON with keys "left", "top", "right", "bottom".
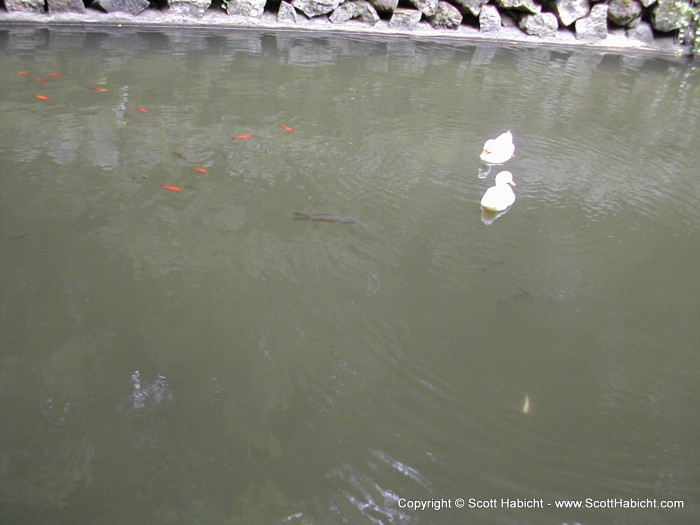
{"left": 479, "top": 130, "right": 515, "bottom": 164}
{"left": 480, "top": 170, "right": 516, "bottom": 212}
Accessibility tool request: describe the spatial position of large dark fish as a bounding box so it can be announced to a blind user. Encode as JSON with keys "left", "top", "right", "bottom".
{"left": 294, "top": 211, "right": 357, "bottom": 224}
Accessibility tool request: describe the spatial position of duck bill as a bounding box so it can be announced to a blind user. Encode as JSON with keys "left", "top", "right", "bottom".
{"left": 508, "top": 180, "right": 516, "bottom": 187}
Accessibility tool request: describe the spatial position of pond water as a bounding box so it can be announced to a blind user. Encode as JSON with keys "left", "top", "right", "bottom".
{"left": 1, "top": 25, "right": 699, "bottom": 525}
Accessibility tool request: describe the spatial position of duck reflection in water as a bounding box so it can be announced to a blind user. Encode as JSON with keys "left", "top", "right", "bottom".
{"left": 481, "top": 207, "right": 510, "bottom": 225}
{"left": 478, "top": 163, "right": 493, "bottom": 179}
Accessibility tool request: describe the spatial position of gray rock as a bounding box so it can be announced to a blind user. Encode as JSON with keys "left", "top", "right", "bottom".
{"left": 519, "top": 12, "right": 559, "bottom": 37}
{"left": 575, "top": 3, "right": 608, "bottom": 41}
{"left": 501, "top": 12, "right": 518, "bottom": 26}
{"left": 368, "top": 0, "right": 398, "bottom": 13}
{"left": 354, "top": 0, "right": 380, "bottom": 24}
{"left": 227, "top": 0, "right": 267, "bottom": 17}
{"left": 93, "top": 0, "right": 150, "bottom": 15}
{"left": 292, "top": 0, "right": 344, "bottom": 17}
{"left": 496, "top": 0, "right": 541, "bottom": 14}
{"left": 47, "top": 0, "right": 86, "bottom": 13}
{"left": 452, "top": 0, "right": 488, "bottom": 17}
{"left": 479, "top": 5, "right": 502, "bottom": 32}
{"left": 329, "top": 0, "right": 379, "bottom": 24}
{"left": 626, "top": 20, "right": 654, "bottom": 42}
{"left": 388, "top": 7, "right": 423, "bottom": 30}
{"left": 651, "top": 0, "right": 681, "bottom": 32}
{"left": 278, "top": 0, "right": 298, "bottom": 22}
{"left": 4, "top": 0, "right": 45, "bottom": 12}
{"left": 330, "top": 2, "right": 358, "bottom": 22}
{"left": 607, "top": 0, "right": 643, "bottom": 27}
{"left": 167, "top": 0, "right": 211, "bottom": 17}
{"left": 407, "top": 0, "right": 439, "bottom": 17}
{"left": 430, "top": 1, "right": 463, "bottom": 29}
{"left": 554, "top": 0, "right": 590, "bottom": 27}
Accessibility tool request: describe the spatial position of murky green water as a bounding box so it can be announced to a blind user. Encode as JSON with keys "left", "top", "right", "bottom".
{"left": 1, "top": 25, "right": 699, "bottom": 525}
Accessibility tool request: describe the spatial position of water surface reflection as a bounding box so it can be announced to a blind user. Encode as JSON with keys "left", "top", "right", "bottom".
{"left": 1, "top": 26, "right": 699, "bottom": 525}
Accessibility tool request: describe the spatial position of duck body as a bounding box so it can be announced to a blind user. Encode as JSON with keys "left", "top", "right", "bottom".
{"left": 480, "top": 130, "right": 515, "bottom": 164}
{"left": 480, "top": 171, "right": 516, "bottom": 212}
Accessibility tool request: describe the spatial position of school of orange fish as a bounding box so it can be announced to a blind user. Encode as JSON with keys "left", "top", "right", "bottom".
{"left": 18, "top": 69, "right": 295, "bottom": 195}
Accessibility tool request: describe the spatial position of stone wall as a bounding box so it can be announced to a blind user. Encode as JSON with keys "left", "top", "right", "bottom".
{"left": 1, "top": 0, "right": 686, "bottom": 46}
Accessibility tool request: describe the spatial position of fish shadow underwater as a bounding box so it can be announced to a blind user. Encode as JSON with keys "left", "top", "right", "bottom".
{"left": 294, "top": 212, "right": 357, "bottom": 224}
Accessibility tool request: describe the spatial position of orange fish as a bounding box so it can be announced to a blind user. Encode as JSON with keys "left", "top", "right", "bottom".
{"left": 278, "top": 124, "right": 294, "bottom": 132}
{"left": 33, "top": 94, "right": 49, "bottom": 101}
{"left": 91, "top": 86, "right": 108, "bottom": 92}
{"left": 191, "top": 167, "right": 208, "bottom": 174}
{"left": 18, "top": 71, "right": 31, "bottom": 76}
{"left": 48, "top": 72, "right": 64, "bottom": 78}
{"left": 34, "top": 76, "right": 47, "bottom": 83}
{"left": 160, "top": 184, "right": 182, "bottom": 193}
{"left": 232, "top": 134, "right": 253, "bottom": 140}
{"left": 135, "top": 106, "right": 148, "bottom": 113}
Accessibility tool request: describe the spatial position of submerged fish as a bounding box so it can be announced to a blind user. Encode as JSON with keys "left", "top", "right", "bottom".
{"left": 523, "top": 394, "right": 530, "bottom": 414}
{"left": 91, "top": 86, "right": 108, "bottom": 92}
{"left": 294, "top": 211, "right": 357, "bottom": 224}
{"left": 135, "top": 106, "right": 149, "bottom": 113}
{"left": 191, "top": 167, "right": 208, "bottom": 174}
{"left": 278, "top": 124, "right": 294, "bottom": 132}
{"left": 33, "top": 94, "right": 48, "bottom": 101}
{"left": 232, "top": 134, "right": 253, "bottom": 140}
{"left": 160, "top": 184, "right": 183, "bottom": 193}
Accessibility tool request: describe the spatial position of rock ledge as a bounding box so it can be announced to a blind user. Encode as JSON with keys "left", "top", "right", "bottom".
{"left": 0, "top": 2, "right": 685, "bottom": 57}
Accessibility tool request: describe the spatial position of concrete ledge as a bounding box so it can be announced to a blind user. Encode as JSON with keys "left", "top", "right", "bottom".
{"left": 0, "top": 7, "right": 682, "bottom": 58}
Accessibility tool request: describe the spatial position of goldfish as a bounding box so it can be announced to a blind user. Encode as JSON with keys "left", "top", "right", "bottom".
{"left": 278, "top": 124, "right": 294, "bottom": 132}
{"left": 33, "top": 94, "right": 48, "bottom": 101}
{"left": 294, "top": 212, "right": 357, "bottom": 224}
{"left": 91, "top": 86, "right": 108, "bottom": 92}
{"left": 18, "top": 71, "right": 31, "bottom": 76}
{"left": 34, "top": 76, "right": 47, "bottom": 83}
{"left": 191, "top": 167, "right": 208, "bottom": 174}
{"left": 135, "top": 106, "right": 148, "bottom": 113}
{"left": 232, "top": 134, "right": 253, "bottom": 140}
{"left": 48, "top": 72, "right": 64, "bottom": 78}
{"left": 160, "top": 185, "right": 182, "bottom": 193}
